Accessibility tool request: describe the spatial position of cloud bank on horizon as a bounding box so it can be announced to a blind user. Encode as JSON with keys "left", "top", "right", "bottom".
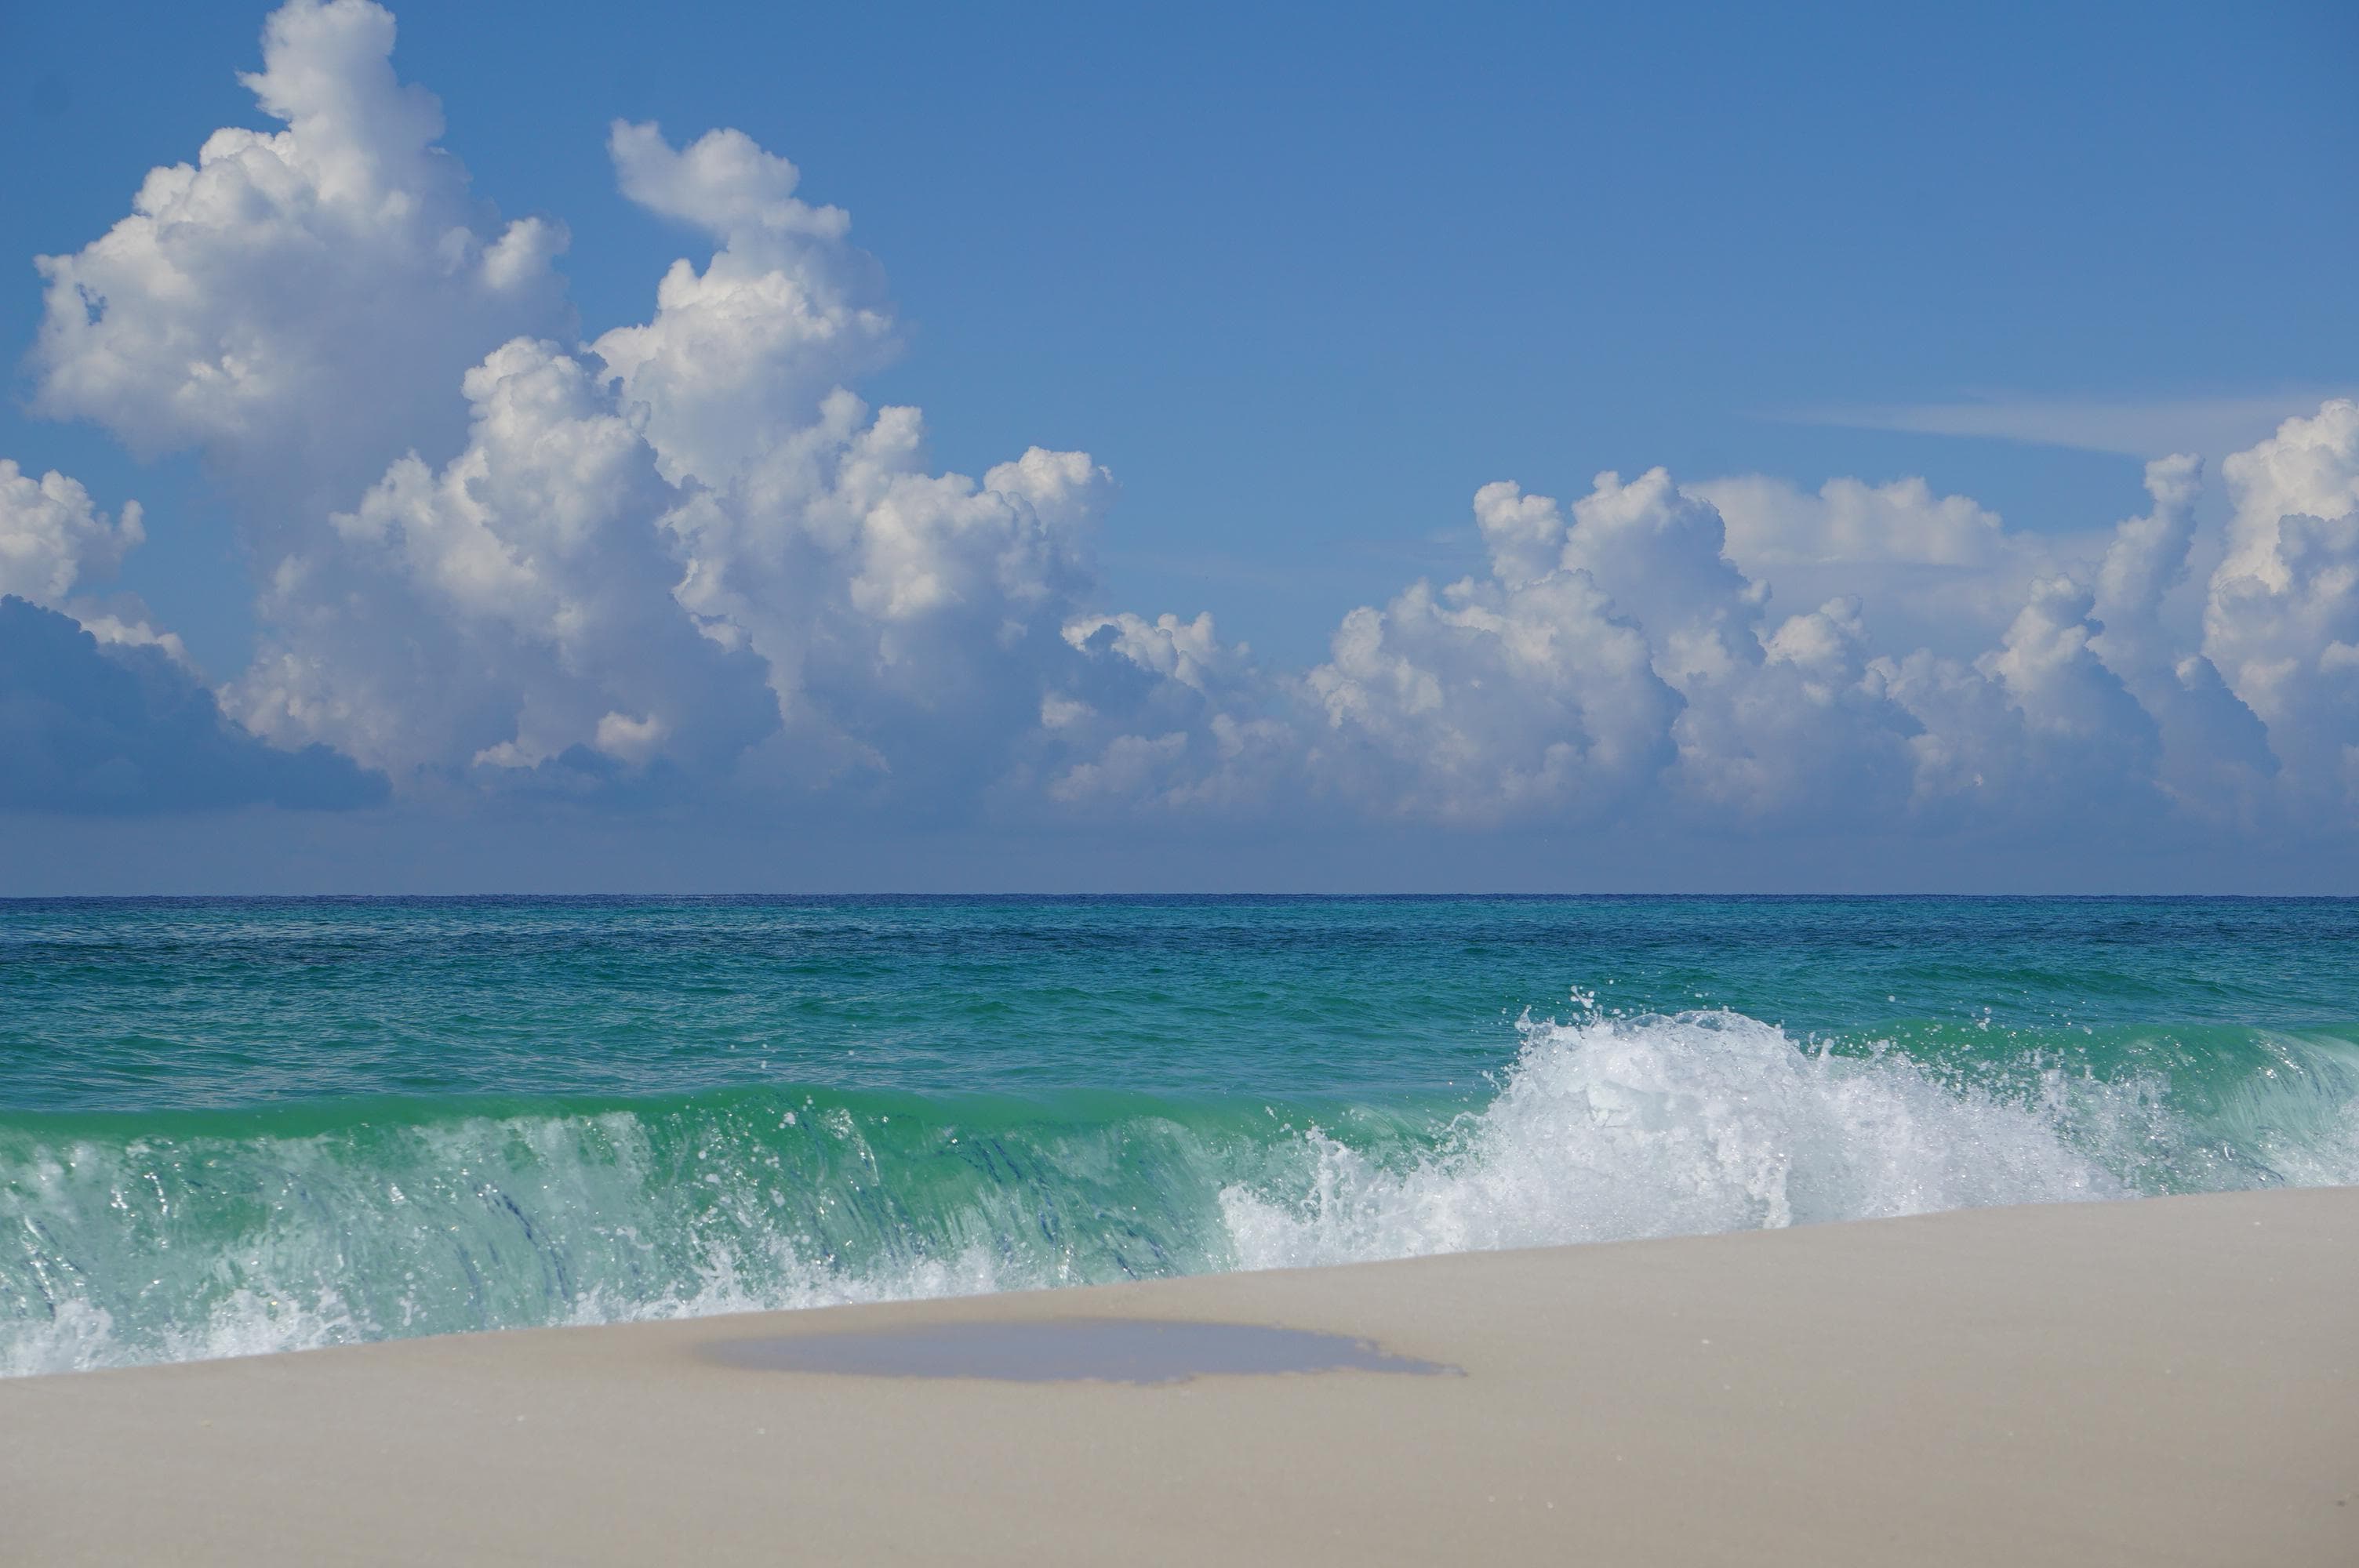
{"left": 5, "top": 0, "right": 2357, "bottom": 869}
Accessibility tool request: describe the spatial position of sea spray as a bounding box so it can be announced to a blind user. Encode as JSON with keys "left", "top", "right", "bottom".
{"left": 1219, "top": 1008, "right": 2146, "bottom": 1268}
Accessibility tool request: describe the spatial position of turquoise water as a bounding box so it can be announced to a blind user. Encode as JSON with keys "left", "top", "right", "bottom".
{"left": 5, "top": 896, "right": 2356, "bottom": 1374}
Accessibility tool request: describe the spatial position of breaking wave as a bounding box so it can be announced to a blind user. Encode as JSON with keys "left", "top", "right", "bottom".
{"left": 8, "top": 1006, "right": 2355, "bottom": 1376}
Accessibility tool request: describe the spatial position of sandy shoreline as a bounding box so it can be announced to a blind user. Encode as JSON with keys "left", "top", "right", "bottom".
{"left": 5, "top": 1187, "right": 2354, "bottom": 1566}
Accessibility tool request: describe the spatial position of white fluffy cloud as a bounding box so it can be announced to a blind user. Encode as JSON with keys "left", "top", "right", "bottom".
{"left": 1302, "top": 479, "right": 1679, "bottom": 822}
{"left": 1287, "top": 426, "right": 2353, "bottom": 835}
{"left": 16, "top": 0, "right": 2359, "bottom": 857}
{"left": 1300, "top": 473, "right": 1912, "bottom": 826}
{"left": 209, "top": 103, "right": 1129, "bottom": 797}
{"left": 2088, "top": 456, "right": 2276, "bottom": 820}
{"left": 0, "top": 462, "right": 187, "bottom": 662}
{"left": 30, "top": 0, "right": 566, "bottom": 520}
{"left": 592, "top": 122, "right": 1126, "bottom": 795}
{"left": 1864, "top": 576, "right": 2156, "bottom": 826}
{"left": 230, "top": 338, "right": 775, "bottom": 778}
{"left": 1050, "top": 610, "right": 1288, "bottom": 811}
{"left": 2201, "top": 400, "right": 2359, "bottom": 806}
{"left": 595, "top": 122, "right": 894, "bottom": 489}
{"left": 0, "top": 463, "right": 141, "bottom": 607}
{"left": 1694, "top": 473, "right": 2086, "bottom": 657}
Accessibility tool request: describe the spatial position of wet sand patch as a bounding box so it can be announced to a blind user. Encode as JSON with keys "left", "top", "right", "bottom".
{"left": 700, "top": 1317, "right": 1459, "bottom": 1384}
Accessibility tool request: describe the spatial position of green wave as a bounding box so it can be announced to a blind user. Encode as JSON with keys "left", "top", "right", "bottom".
{"left": 6, "top": 1012, "right": 2355, "bottom": 1377}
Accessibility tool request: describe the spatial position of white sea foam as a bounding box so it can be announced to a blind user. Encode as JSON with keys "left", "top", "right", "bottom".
{"left": 1219, "top": 1008, "right": 2150, "bottom": 1269}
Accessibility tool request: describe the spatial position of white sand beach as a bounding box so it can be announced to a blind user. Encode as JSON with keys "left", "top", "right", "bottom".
{"left": 4, "top": 1186, "right": 2354, "bottom": 1566}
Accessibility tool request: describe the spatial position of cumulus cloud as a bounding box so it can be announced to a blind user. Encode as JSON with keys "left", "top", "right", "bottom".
{"left": 1863, "top": 575, "right": 2157, "bottom": 827}
{"left": 0, "top": 460, "right": 187, "bottom": 663}
{"left": 2202, "top": 400, "right": 2359, "bottom": 807}
{"left": 2088, "top": 456, "right": 2276, "bottom": 820}
{"left": 0, "top": 461, "right": 141, "bottom": 606}
{"left": 229, "top": 337, "right": 776, "bottom": 779}
{"left": 17, "top": 0, "right": 2359, "bottom": 863}
{"left": 1052, "top": 610, "right": 1289, "bottom": 811}
{"left": 0, "top": 598, "right": 383, "bottom": 813}
{"left": 1694, "top": 473, "right": 2080, "bottom": 656}
{"left": 1063, "top": 612, "right": 1239, "bottom": 694}
{"left": 30, "top": 0, "right": 566, "bottom": 520}
{"left": 666, "top": 395, "right": 1116, "bottom": 794}
{"left": 1300, "top": 479, "right": 1674, "bottom": 822}
{"left": 596, "top": 122, "right": 893, "bottom": 488}
{"left": 1288, "top": 424, "right": 2352, "bottom": 838}
{"left": 1302, "top": 473, "right": 1916, "bottom": 826}
{"left": 191, "top": 100, "right": 1131, "bottom": 801}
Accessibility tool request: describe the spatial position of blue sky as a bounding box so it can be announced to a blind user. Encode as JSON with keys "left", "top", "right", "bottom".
{"left": 2, "top": 0, "right": 2355, "bottom": 891}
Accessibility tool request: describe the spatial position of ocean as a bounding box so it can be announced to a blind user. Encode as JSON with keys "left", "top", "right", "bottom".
{"left": 4, "top": 895, "right": 2355, "bottom": 1377}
